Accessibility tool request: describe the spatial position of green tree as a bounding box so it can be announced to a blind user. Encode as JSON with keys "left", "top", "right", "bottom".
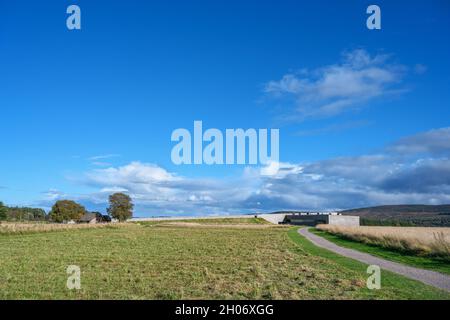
{"left": 31, "top": 208, "right": 46, "bottom": 221}
{"left": 7, "top": 207, "right": 46, "bottom": 221}
{"left": 49, "top": 200, "right": 86, "bottom": 223}
{"left": 107, "top": 193, "right": 133, "bottom": 222}
{"left": 0, "top": 201, "right": 7, "bottom": 221}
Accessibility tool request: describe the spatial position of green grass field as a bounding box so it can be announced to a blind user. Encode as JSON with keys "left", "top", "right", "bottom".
{"left": 311, "top": 228, "right": 450, "bottom": 275}
{"left": 133, "top": 217, "right": 270, "bottom": 226}
{"left": 0, "top": 220, "right": 449, "bottom": 299}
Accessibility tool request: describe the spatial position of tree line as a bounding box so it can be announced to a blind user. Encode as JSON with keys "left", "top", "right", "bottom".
{"left": 0, "top": 202, "right": 46, "bottom": 221}
{"left": 0, "top": 192, "right": 133, "bottom": 223}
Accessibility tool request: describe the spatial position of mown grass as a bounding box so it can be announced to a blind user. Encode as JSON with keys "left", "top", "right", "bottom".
{"left": 134, "top": 217, "right": 269, "bottom": 226}
{"left": 0, "top": 223, "right": 448, "bottom": 299}
{"left": 311, "top": 228, "right": 450, "bottom": 275}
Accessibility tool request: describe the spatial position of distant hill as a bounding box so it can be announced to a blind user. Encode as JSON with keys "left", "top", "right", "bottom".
{"left": 340, "top": 205, "right": 450, "bottom": 217}
{"left": 340, "top": 205, "right": 450, "bottom": 227}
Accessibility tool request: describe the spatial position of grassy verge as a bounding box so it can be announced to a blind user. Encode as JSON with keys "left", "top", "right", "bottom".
{"left": 310, "top": 228, "right": 450, "bottom": 275}
{"left": 288, "top": 228, "right": 450, "bottom": 299}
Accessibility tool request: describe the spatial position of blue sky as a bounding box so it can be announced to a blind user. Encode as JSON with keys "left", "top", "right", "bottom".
{"left": 1, "top": 1, "right": 450, "bottom": 216}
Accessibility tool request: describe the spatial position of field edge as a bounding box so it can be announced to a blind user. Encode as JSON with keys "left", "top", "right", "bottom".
{"left": 310, "top": 228, "right": 450, "bottom": 276}
{"left": 287, "top": 227, "right": 450, "bottom": 300}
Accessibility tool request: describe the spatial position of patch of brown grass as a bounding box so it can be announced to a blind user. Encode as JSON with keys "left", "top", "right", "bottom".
{"left": 155, "top": 222, "right": 286, "bottom": 229}
{"left": 317, "top": 225, "right": 450, "bottom": 259}
{"left": 0, "top": 222, "right": 122, "bottom": 235}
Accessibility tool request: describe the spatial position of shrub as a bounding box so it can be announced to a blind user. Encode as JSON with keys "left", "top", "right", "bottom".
{"left": 0, "top": 202, "right": 7, "bottom": 221}
{"left": 49, "top": 200, "right": 86, "bottom": 223}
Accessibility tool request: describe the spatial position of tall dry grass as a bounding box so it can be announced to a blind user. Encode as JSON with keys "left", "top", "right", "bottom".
{"left": 0, "top": 222, "right": 121, "bottom": 235}
{"left": 317, "top": 225, "right": 450, "bottom": 260}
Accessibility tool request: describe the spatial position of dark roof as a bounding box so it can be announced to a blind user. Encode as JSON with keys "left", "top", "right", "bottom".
{"left": 79, "top": 213, "right": 97, "bottom": 222}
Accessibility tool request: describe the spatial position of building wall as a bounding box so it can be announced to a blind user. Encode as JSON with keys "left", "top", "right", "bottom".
{"left": 281, "top": 214, "right": 360, "bottom": 226}
{"left": 258, "top": 214, "right": 287, "bottom": 224}
{"left": 328, "top": 215, "right": 360, "bottom": 226}
{"left": 283, "top": 215, "right": 329, "bottom": 226}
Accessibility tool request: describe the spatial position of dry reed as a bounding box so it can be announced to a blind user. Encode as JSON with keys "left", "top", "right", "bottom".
{"left": 0, "top": 221, "right": 122, "bottom": 235}
{"left": 317, "top": 225, "right": 450, "bottom": 260}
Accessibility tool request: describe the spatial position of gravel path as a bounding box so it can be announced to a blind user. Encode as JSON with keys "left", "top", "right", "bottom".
{"left": 298, "top": 228, "right": 450, "bottom": 292}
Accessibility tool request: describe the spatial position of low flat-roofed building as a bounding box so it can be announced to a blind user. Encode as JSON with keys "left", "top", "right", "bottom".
{"left": 282, "top": 214, "right": 359, "bottom": 226}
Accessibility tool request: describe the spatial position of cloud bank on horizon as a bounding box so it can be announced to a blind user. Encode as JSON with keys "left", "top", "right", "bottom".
{"left": 40, "top": 126, "right": 450, "bottom": 216}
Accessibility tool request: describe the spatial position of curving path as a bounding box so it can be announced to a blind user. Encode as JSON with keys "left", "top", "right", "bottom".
{"left": 298, "top": 228, "right": 450, "bottom": 292}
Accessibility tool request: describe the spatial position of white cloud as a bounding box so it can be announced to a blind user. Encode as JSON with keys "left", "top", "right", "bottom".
{"left": 265, "top": 49, "right": 406, "bottom": 121}
{"left": 42, "top": 189, "right": 67, "bottom": 201}
{"left": 86, "top": 161, "right": 180, "bottom": 186}
{"left": 88, "top": 154, "right": 121, "bottom": 161}
{"left": 260, "top": 161, "right": 303, "bottom": 178}
{"left": 42, "top": 128, "right": 450, "bottom": 216}
{"left": 389, "top": 127, "right": 450, "bottom": 155}
{"left": 88, "top": 154, "right": 121, "bottom": 167}
{"left": 99, "top": 187, "right": 129, "bottom": 193}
